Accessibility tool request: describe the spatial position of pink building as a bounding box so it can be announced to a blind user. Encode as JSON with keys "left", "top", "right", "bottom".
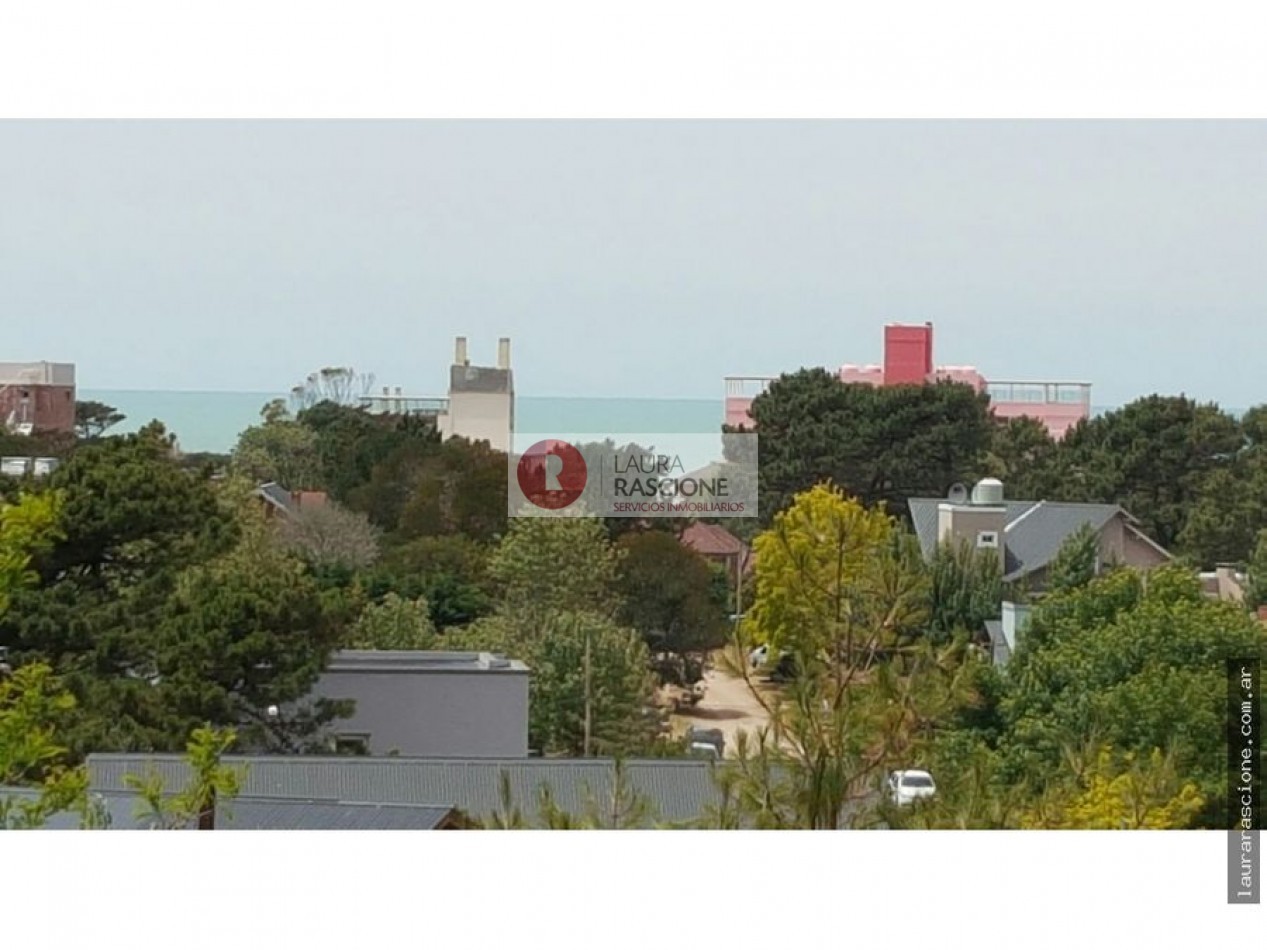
{"left": 724, "top": 323, "right": 1090, "bottom": 439}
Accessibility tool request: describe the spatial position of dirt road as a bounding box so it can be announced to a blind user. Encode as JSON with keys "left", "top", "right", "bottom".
{"left": 673, "top": 655, "right": 777, "bottom": 756}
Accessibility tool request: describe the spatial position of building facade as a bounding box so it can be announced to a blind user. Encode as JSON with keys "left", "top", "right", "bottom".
{"left": 724, "top": 323, "right": 1090, "bottom": 438}
{"left": 311, "top": 650, "right": 530, "bottom": 757}
{"left": 0, "top": 361, "right": 76, "bottom": 434}
{"left": 360, "top": 337, "right": 514, "bottom": 453}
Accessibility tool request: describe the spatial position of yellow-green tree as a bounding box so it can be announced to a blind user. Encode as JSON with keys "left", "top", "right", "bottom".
{"left": 0, "top": 492, "right": 62, "bottom": 616}
{"left": 720, "top": 483, "right": 969, "bottom": 829}
{"left": 747, "top": 482, "right": 927, "bottom": 665}
{"left": 1020, "top": 746, "right": 1205, "bottom": 829}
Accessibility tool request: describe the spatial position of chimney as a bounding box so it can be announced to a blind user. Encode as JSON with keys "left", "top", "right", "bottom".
{"left": 455, "top": 336, "right": 469, "bottom": 366}
{"left": 497, "top": 337, "right": 511, "bottom": 370}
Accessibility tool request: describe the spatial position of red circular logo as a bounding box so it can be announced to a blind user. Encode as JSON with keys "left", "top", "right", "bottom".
{"left": 516, "top": 439, "right": 587, "bottom": 509}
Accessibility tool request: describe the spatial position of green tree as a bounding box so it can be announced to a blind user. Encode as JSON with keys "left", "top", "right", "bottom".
{"left": 926, "top": 539, "right": 1004, "bottom": 642}
{"left": 746, "top": 483, "right": 928, "bottom": 664}
{"left": 1046, "top": 523, "right": 1100, "bottom": 592}
{"left": 125, "top": 725, "right": 245, "bottom": 830}
{"left": 376, "top": 534, "right": 493, "bottom": 629}
{"left": 456, "top": 610, "right": 662, "bottom": 758}
{"left": 232, "top": 408, "right": 324, "bottom": 491}
{"left": 73, "top": 400, "right": 126, "bottom": 441}
{"left": 748, "top": 371, "right": 991, "bottom": 521}
{"left": 1245, "top": 527, "right": 1267, "bottom": 610}
{"left": 0, "top": 492, "right": 62, "bottom": 615}
{"left": 346, "top": 593, "right": 438, "bottom": 650}
{"left": 0, "top": 663, "right": 95, "bottom": 829}
{"left": 963, "top": 564, "right": 1267, "bottom": 827}
{"left": 614, "top": 530, "right": 729, "bottom": 685}
{"left": 1046, "top": 395, "right": 1243, "bottom": 552}
{"left": 488, "top": 514, "right": 623, "bottom": 618}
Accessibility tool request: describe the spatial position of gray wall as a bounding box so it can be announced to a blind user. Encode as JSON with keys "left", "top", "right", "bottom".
{"left": 313, "top": 666, "right": 529, "bottom": 757}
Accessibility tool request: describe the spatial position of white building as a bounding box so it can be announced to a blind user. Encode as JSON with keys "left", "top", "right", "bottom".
{"left": 360, "top": 337, "right": 514, "bottom": 453}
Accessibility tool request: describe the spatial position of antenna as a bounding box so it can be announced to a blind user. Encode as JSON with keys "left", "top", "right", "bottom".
{"left": 947, "top": 483, "right": 969, "bottom": 504}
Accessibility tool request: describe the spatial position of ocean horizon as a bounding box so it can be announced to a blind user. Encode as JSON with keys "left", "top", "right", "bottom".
{"left": 80, "top": 390, "right": 728, "bottom": 455}
{"left": 80, "top": 389, "right": 1196, "bottom": 456}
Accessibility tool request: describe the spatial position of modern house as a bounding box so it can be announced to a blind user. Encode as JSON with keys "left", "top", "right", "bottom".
{"left": 311, "top": 650, "right": 530, "bottom": 758}
{"left": 0, "top": 361, "right": 76, "bottom": 435}
{"left": 908, "top": 478, "right": 1173, "bottom": 663}
{"left": 724, "top": 323, "right": 1091, "bottom": 438}
{"left": 360, "top": 337, "right": 514, "bottom": 453}
{"left": 85, "top": 755, "right": 723, "bottom": 828}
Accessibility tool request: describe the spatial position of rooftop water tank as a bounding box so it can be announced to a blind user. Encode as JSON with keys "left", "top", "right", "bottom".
{"left": 971, "top": 477, "right": 1004, "bottom": 506}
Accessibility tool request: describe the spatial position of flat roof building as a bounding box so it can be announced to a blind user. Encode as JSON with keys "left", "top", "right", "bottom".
{"left": 0, "top": 361, "right": 76, "bottom": 435}
{"left": 724, "top": 323, "right": 1090, "bottom": 438}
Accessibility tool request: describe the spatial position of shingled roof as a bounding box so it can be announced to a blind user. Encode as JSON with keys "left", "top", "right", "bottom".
{"left": 907, "top": 497, "right": 1168, "bottom": 583}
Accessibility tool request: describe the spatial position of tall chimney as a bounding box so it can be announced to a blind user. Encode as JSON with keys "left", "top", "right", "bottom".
{"left": 497, "top": 337, "right": 511, "bottom": 370}
{"left": 455, "top": 336, "right": 469, "bottom": 366}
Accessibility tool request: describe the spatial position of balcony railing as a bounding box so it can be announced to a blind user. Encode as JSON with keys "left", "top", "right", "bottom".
{"left": 724, "top": 376, "right": 776, "bottom": 398}
{"left": 359, "top": 395, "right": 451, "bottom": 415}
{"left": 985, "top": 380, "right": 1091, "bottom": 406}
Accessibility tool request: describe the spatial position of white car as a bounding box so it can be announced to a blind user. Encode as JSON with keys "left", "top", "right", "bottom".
{"left": 748, "top": 644, "right": 769, "bottom": 668}
{"left": 887, "top": 769, "right": 936, "bottom": 806}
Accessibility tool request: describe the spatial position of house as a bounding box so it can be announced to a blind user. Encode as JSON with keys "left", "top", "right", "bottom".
{"left": 311, "top": 650, "right": 530, "bottom": 758}
{"left": 253, "top": 481, "right": 328, "bottom": 519}
{"left": 909, "top": 478, "right": 1173, "bottom": 664}
{"left": 86, "top": 755, "right": 723, "bottom": 828}
{"left": 0, "top": 361, "right": 76, "bottom": 435}
{"left": 907, "top": 478, "right": 1172, "bottom": 590}
{"left": 679, "top": 522, "right": 752, "bottom": 578}
{"left": 724, "top": 322, "right": 1091, "bottom": 438}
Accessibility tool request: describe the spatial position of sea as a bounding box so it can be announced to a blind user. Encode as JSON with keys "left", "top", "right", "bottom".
{"left": 81, "top": 389, "right": 1139, "bottom": 460}
{"left": 80, "top": 390, "right": 727, "bottom": 456}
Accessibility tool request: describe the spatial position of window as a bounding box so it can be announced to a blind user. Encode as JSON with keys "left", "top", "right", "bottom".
{"left": 333, "top": 733, "right": 370, "bottom": 755}
{"left": 977, "top": 530, "right": 999, "bottom": 548}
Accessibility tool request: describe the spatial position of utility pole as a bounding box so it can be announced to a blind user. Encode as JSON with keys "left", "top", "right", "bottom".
{"left": 583, "top": 626, "right": 593, "bottom": 758}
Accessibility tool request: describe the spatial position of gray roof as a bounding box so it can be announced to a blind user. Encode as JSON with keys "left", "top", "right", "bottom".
{"left": 87, "top": 755, "right": 721, "bottom": 828}
{"left": 449, "top": 364, "right": 512, "bottom": 394}
{"left": 907, "top": 497, "right": 1158, "bottom": 582}
{"left": 1, "top": 786, "right": 456, "bottom": 830}
{"left": 327, "top": 650, "right": 528, "bottom": 674}
{"left": 254, "top": 481, "right": 293, "bottom": 512}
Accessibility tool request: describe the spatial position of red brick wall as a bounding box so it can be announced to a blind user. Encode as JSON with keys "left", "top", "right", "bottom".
{"left": 0, "top": 384, "right": 75, "bottom": 433}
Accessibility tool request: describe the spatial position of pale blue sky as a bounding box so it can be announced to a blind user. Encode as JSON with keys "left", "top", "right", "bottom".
{"left": 3, "top": 121, "right": 1265, "bottom": 408}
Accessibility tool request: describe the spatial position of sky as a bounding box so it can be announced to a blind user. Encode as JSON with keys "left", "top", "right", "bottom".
{"left": 2, "top": 120, "right": 1265, "bottom": 409}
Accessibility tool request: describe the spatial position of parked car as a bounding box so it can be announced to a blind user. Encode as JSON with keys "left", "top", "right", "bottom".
{"left": 887, "top": 769, "right": 937, "bottom": 806}
{"left": 685, "top": 726, "right": 725, "bottom": 759}
{"left": 748, "top": 644, "right": 769, "bottom": 668}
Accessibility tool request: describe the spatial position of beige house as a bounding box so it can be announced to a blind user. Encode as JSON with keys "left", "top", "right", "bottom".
{"left": 909, "top": 479, "right": 1173, "bottom": 664}
{"left": 908, "top": 478, "right": 1172, "bottom": 590}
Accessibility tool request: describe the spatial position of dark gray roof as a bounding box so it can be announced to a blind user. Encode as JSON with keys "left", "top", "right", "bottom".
{"left": 87, "top": 755, "right": 720, "bottom": 828}
{"left": 907, "top": 497, "right": 1161, "bottom": 582}
{"left": 254, "top": 481, "right": 293, "bottom": 512}
{"left": 1, "top": 786, "right": 456, "bottom": 830}
{"left": 449, "top": 364, "right": 512, "bottom": 394}
{"left": 326, "top": 650, "right": 528, "bottom": 674}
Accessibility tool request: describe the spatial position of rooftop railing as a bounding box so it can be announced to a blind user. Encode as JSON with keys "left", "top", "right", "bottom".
{"left": 985, "top": 380, "right": 1092, "bottom": 406}
{"left": 724, "top": 376, "right": 776, "bottom": 398}
{"left": 359, "top": 395, "right": 451, "bottom": 415}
